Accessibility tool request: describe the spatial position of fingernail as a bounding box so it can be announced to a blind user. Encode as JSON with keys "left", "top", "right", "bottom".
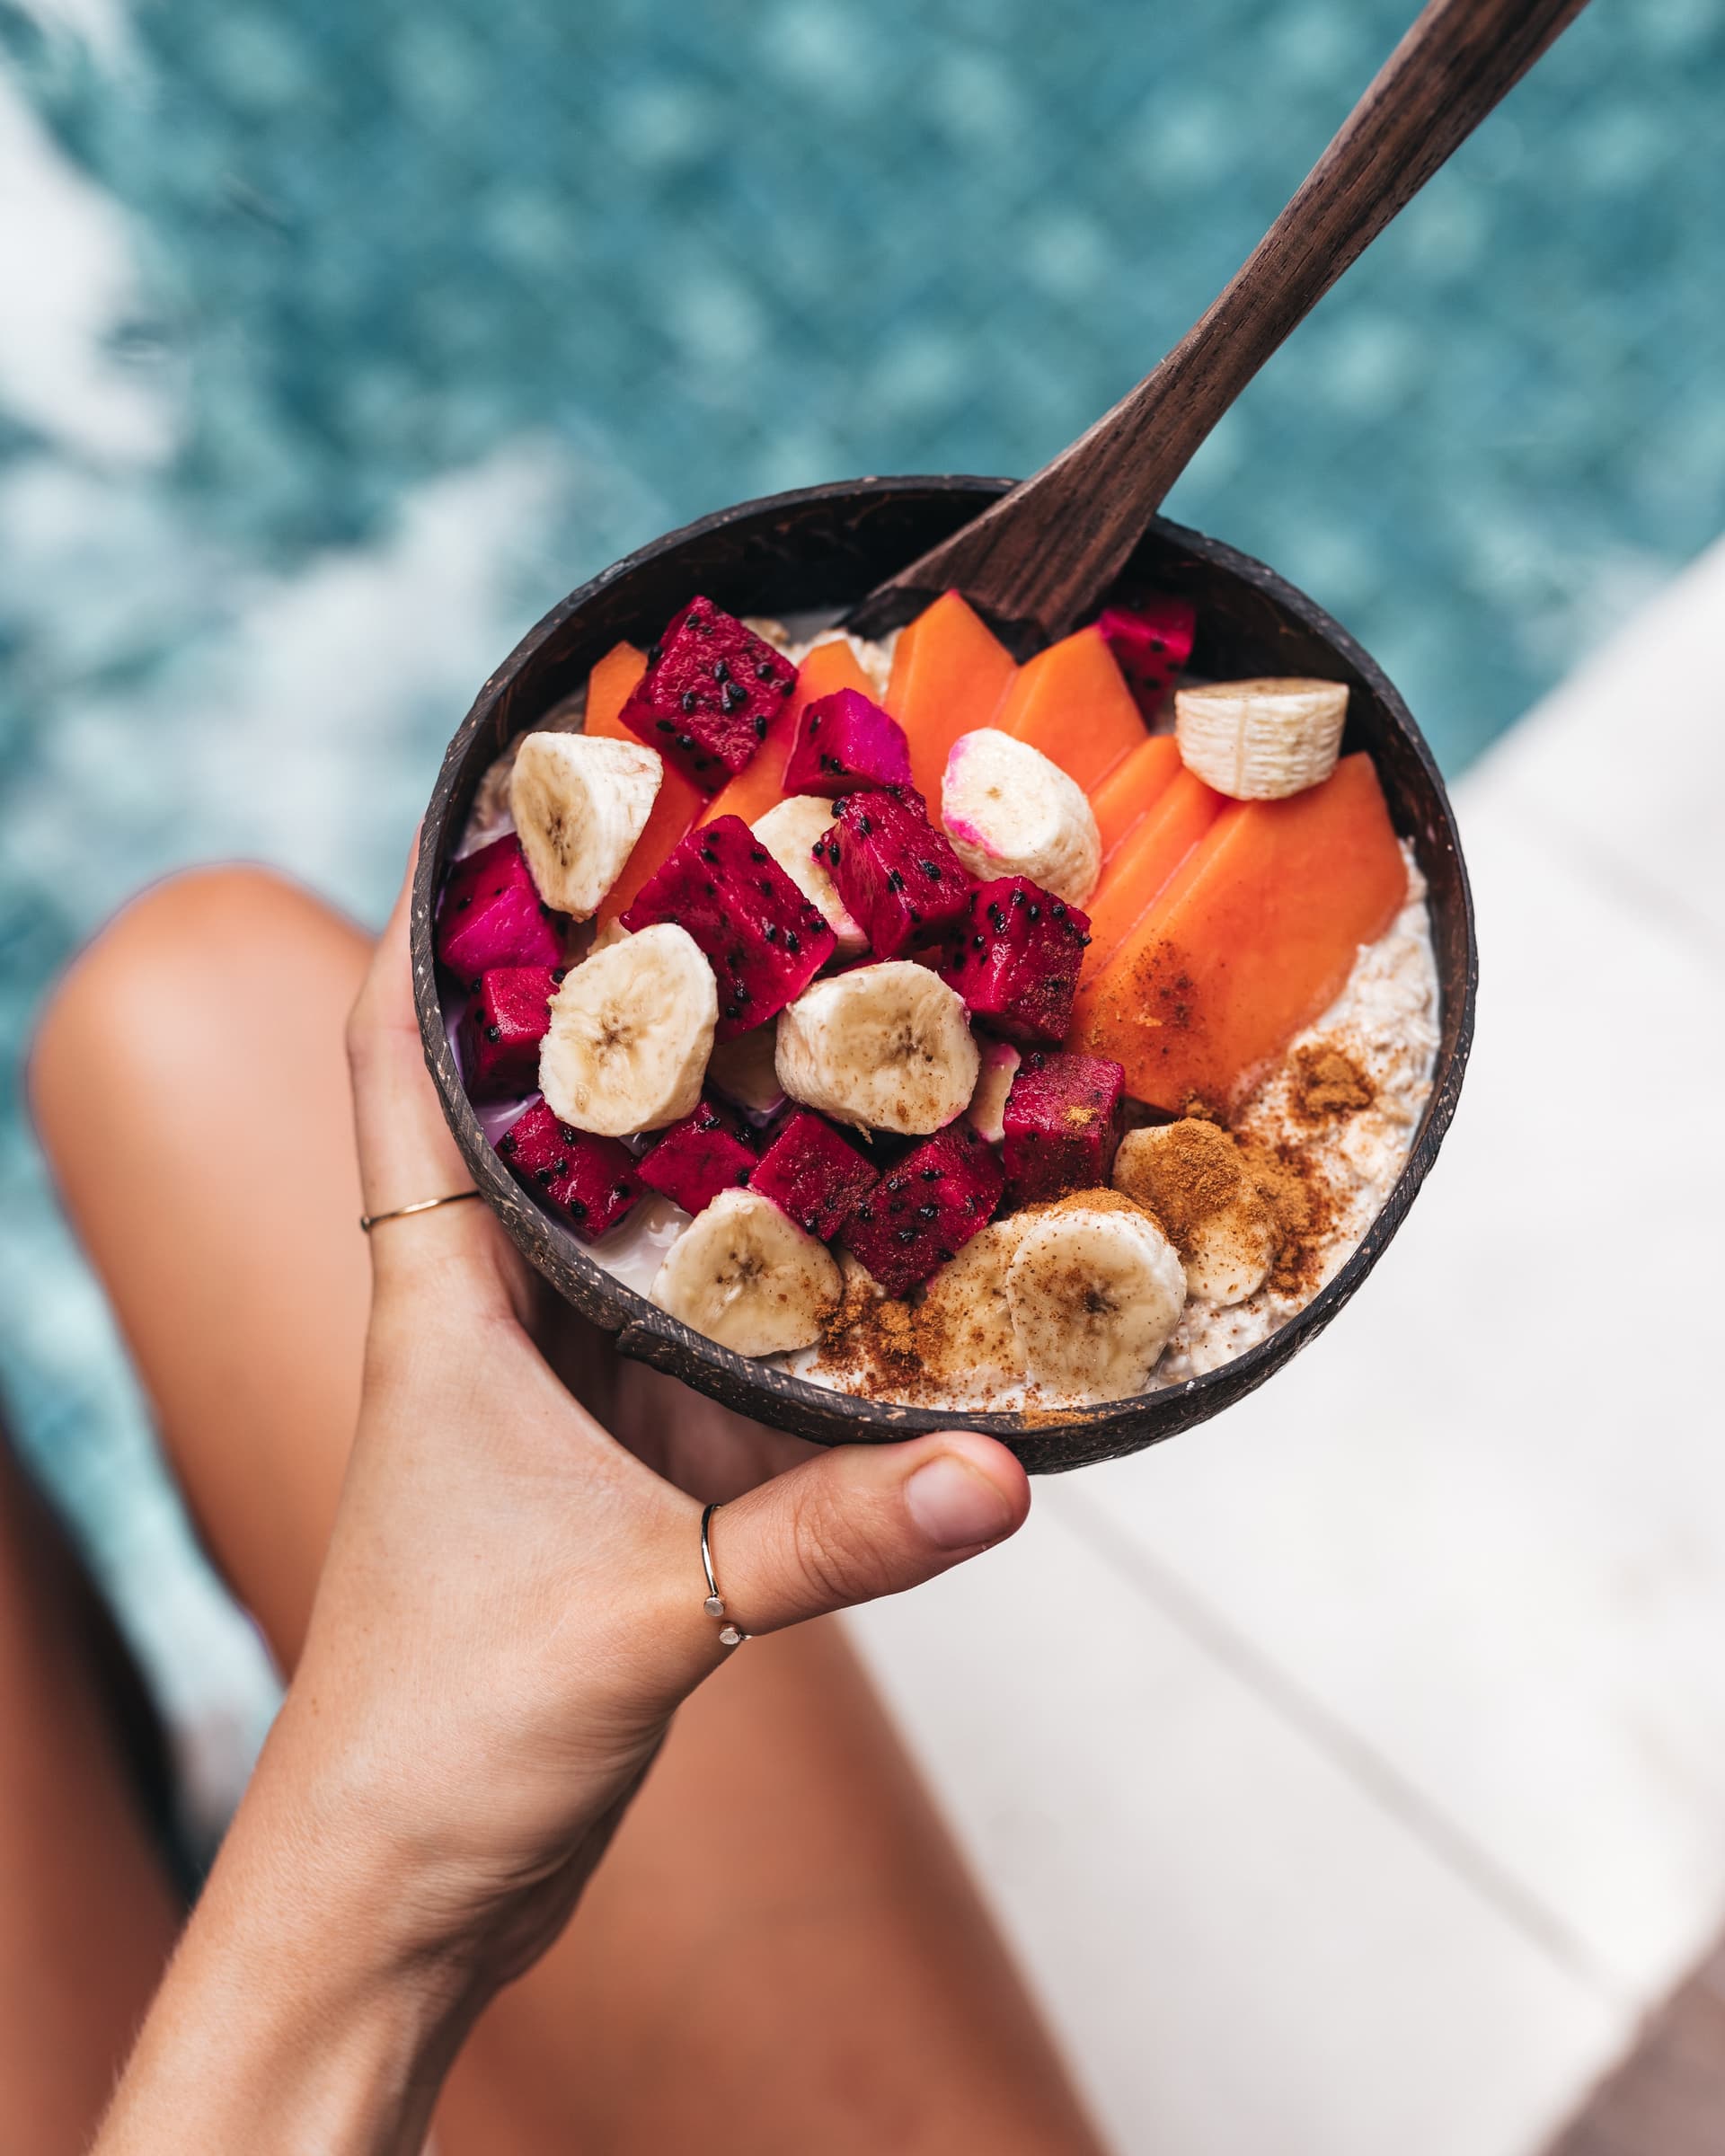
{"left": 905, "top": 1454, "right": 1016, "bottom": 1551}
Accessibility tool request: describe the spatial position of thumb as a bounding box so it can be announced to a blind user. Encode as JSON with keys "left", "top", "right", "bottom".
{"left": 698, "top": 1432, "right": 1031, "bottom": 1637}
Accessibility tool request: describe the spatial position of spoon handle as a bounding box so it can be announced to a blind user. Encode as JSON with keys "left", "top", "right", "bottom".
{"left": 852, "top": 0, "right": 1592, "bottom": 649}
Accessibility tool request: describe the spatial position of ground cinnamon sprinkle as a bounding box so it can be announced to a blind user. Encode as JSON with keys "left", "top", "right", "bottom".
{"left": 816, "top": 1054, "right": 1361, "bottom": 1403}
{"left": 1241, "top": 1135, "right": 1336, "bottom": 1298}
{"left": 826, "top": 1258, "right": 882, "bottom": 1339}
{"left": 822, "top": 1289, "right": 935, "bottom": 1401}
{"left": 817, "top": 1191, "right": 1157, "bottom": 1406}
{"left": 1288, "top": 1042, "right": 1373, "bottom": 1124}
{"left": 1022, "top": 1187, "right": 1146, "bottom": 1224}
{"left": 819, "top": 1241, "right": 1004, "bottom": 1406}
{"left": 1105, "top": 1105, "right": 1348, "bottom": 1304}
{"left": 1111, "top": 1118, "right": 1244, "bottom": 1254}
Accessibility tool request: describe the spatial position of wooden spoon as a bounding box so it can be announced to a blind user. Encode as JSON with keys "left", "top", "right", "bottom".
{"left": 848, "top": 0, "right": 1593, "bottom": 651}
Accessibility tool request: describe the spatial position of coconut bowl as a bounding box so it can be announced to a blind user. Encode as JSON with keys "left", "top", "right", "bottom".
{"left": 412, "top": 476, "right": 1476, "bottom": 1473}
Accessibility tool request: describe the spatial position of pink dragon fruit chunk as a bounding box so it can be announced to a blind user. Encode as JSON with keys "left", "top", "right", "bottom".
{"left": 497, "top": 1099, "right": 643, "bottom": 1240}
{"left": 620, "top": 814, "right": 836, "bottom": 1039}
{"left": 1001, "top": 1052, "right": 1126, "bottom": 1206}
{"left": 459, "top": 964, "right": 560, "bottom": 1102}
{"left": 782, "top": 688, "right": 915, "bottom": 798}
{"left": 437, "top": 834, "right": 564, "bottom": 985}
{"left": 750, "top": 1109, "right": 879, "bottom": 1241}
{"left": 816, "top": 791, "right": 972, "bottom": 959}
{"left": 637, "top": 1095, "right": 756, "bottom": 1215}
{"left": 618, "top": 596, "right": 798, "bottom": 791}
{"left": 938, "top": 877, "right": 1091, "bottom": 1046}
{"left": 1097, "top": 595, "right": 1197, "bottom": 721}
{"left": 840, "top": 1119, "right": 1003, "bottom": 1297}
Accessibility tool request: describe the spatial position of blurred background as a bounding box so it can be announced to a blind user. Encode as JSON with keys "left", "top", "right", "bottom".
{"left": 3, "top": 0, "right": 1724, "bottom": 2145}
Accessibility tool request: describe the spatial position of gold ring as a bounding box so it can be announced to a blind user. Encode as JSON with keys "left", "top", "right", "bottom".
{"left": 359, "top": 1189, "right": 482, "bottom": 1233}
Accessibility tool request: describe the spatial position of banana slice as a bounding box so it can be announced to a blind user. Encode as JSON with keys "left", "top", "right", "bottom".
{"left": 776, "top": 961, "right": 979, "bottom": 1136}
{"left": 966, "top": 1038, "right": 1021, "bottom": 1144}
{"left": 941, "top": 729, "right": 1101, "bottom": 905}
{"left": 707, "top": 1019, "right": 785, "bottom": 1118}
{"left": 1174, "top": 679, "right": 1348, "bottom": 800}
{"left": 1181, "top": 1208, "right": 1275, "bottom": 1305}
{"left": 1006, "top": 1197, "right": 1186, "bottom": 1401}
{"left": 750, "top": 795, "right": 868, "bottom": 957}
{"left": 827, "top": 1247, "right": 888, "bottom": 1332}
{"left": 650, "top": 1187, "right": 842, "bottom": 1356}
{"left": 538, "top": 922, "right": 715, "bottom": 1135}
{"left": 1112, "top": 1120, "right": 1277, "bottom": 1306}
{"left": 469, "top": 693, "right": 586, "bottom": 843}
{"left": 918, "top": 1221, "right": 1029, "bottom": 1392}
{"left": 509, "top": 731, "right": 663, "bottom": 918}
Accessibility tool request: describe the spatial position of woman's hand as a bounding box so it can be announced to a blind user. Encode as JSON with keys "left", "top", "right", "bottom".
{"left": 97, "top": 849, "right": 1031, "bottom": 2154}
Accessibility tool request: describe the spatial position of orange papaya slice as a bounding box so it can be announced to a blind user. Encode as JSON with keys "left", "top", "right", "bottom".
{"left": 1068, "top": 753, "right": 1408, "bottom": 1113}
{"left": 995, "top": 624, "right": 1146, "bottom": 793}
{"left": 1089, "top": 734, "right": 1185, "bottom": 862}
{"left": 702, "top": 639, "right": 872, "bottom": 830}
{"left": 1081, "top": 769, "right": 1225, "bottom": 976}
{"left": 583, "top": 641, "right": 647, "bottom": 740}
{"left": 885, "top": 591, "right": 1016, "bottom": 804}
{"left": 582, "top": 642, "right": 696, "bottom": 928}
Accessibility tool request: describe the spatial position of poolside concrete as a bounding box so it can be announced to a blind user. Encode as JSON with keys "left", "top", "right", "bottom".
{"left": 849, "top": 532, "right": 1725, "bottom": 2156}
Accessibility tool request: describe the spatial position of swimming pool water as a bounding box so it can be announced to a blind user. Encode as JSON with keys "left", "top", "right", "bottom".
{"left": 2, "top": 0, "right": 1721, "bottom": 1812}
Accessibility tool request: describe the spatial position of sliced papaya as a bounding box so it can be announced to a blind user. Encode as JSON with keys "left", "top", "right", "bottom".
{"left": 885, "top": 591, "right": 1017, "bottom": 804}
{"left": 1081, "top": 769, "right": 1225, "bottom": 976}
{"left": 583, "top": 641, "right": 697, "bottom": 928}
{"left": 1068, "top": 753, "right": 1408, "bottom": 1113}
{"left": 592, "top": 766, "right": 704, "bottom": 931}
{"left": 702, "top": 638, "right": 872, "bottom": 830}
{"left": 1090, "top": 734, "right": 1185, "bottom": 862}
{"left": 995, "top": 624, "right": 1146, "bottom": 793}
{"left": 584, "top": 641, "right": 647, "bottom": 740}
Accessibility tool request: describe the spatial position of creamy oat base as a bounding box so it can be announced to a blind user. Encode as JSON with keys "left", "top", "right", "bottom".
{"left": 454, "top": 624, "right": 1438, "bottom": 1414}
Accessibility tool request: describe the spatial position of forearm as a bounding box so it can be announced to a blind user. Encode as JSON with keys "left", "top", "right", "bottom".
{"left": 95, "top": 1724, "right": 482, "bottom": 2156}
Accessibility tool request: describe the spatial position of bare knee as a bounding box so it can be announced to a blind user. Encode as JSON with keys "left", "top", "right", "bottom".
{"left": 29, "top": 865, "right": 368, "bottom": 1154}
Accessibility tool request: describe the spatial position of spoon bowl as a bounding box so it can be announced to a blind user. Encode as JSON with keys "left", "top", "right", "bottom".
{"left": 412, "top": 476, "right": 1476, "bottom": 1473}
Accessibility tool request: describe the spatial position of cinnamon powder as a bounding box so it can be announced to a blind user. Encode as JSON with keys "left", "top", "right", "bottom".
{"left": 1022, "top": 1187, "right": 1148, "bottom": 1225}
{"left": 819, "top": 1241, "right": 1011, "bottom": 1407}
{"left": 1108, "top": 1111, "right": 1345, "bottom": 1303}
{"left": 1288, "top": 1042, "right": 1373, "bottom": 1124}
{"left": 816, "top": 1192, "right": 1159, "bottom": 1406}
{"left": 1111, "top": 1118, "right": 1246, "bottom": 1254}
{"left": 1241, "top": 1136, "right": 1336, "bottom": 1299}
{"left": 820, "top": 1287, "right": 935, "bottom": 1401}
{"left": 816, "top": 1071, "right": 1358, "bottom": 1405}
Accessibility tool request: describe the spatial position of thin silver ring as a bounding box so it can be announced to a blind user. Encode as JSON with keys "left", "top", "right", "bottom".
{"left": 700, "top": 1501, "right": 748, "bottom": 1648}
{"left": 358, "top": 1189, "right": 481, "bottom": 1233}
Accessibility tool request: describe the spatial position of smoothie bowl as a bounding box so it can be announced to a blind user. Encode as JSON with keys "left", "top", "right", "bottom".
{"left": 412, "top": 478, "right": 1475, "bottom": 1473}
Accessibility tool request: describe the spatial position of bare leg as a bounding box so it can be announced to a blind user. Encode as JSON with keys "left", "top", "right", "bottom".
{"left": 31, "top": 866, "right": 1107, "bottom": 2156}
{"left": 0, "top": 1432, "right": 181, "bottom": 2149}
